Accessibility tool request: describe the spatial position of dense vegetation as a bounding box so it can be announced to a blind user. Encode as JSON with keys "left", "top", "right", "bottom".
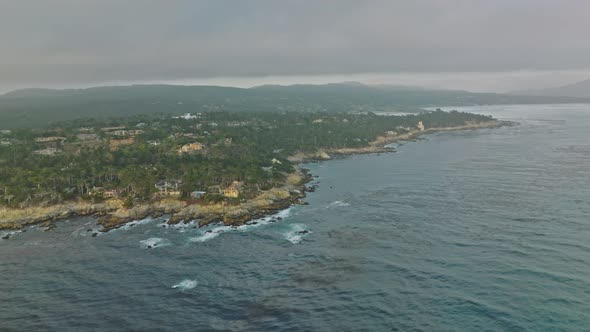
{"left": 0, "top": 109, "right": 493, "bottom": 208}
{"left": 0, "top": 83, "right": 584, "bottom": 129}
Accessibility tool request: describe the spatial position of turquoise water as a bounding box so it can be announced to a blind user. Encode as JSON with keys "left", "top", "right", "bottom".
{"left": 2, "top": 104, "right": 590, "bottom": 331}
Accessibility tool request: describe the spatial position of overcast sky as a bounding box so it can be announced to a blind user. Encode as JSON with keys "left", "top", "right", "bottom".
{"left": 1, "top": 0, "right": 590, "bottom": 92}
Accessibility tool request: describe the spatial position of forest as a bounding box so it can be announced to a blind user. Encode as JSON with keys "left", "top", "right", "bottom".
{"left": 0, "top": 109, "right": 493, "bottom": 208}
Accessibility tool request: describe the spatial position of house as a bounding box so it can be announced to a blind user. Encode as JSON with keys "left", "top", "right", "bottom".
{"left": 33, "top": 148, "right": 60, "bottom": 156}
{"left": 77, "top": 133, "right": 98, "bottom": 141}
{"left": 148, "top": 140, "right": 161, "bottom": 146}
{"left": 173, "top": 113, "right": 199, "bottom": 120}
{"left": 160, "top": 190, "right": 181, "bottom": 197}
{"left": 417, "top": 121, "right": 425, "bottom": 131}
{"left": 207, "top": 185, "right": 221, "bottom": 194}
{"left": 154, "top": 180, "right": 182, "bottom": 194}
{"left": 104, "top": 189, "right": 120, "bottom": 198}
{"left": 101, "top": 126, "right": 126, "bottom": 132}
{"left": 111, "top": 130, "right": 129, "bottom": 136}
{"left": 190, "top": 191, "right": 207, "bottom": 199}
{"left": 0, "top": 138, "right": 12, "bottom": 146}
{"left": 108, "top": 129, "right": 143, "bottom": 137}
{"left": 89, "top": 187, "right": 119, "bottom": 198}
{"left": 178, "top": 142, "right": 204, "bottom": 154}
{"left": 35, "top": 136, "right": 66, "bottom": 143}
{"left": 271, "top": 158, "right": 282, "bottom": 165}
{"left": 109, "top": 138, "right": 135, "bottom": 150}
{"left": 222, "top": 181, "right": 242, "bottom": 198}
{"left": 155, "top": 180, "right": 182, "bottom": 196}
{"left": 223, "top": 187, "right": 239, "bottom": 198}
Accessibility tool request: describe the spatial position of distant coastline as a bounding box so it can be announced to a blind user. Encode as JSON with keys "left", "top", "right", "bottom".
{"left": 0, "top": 119, "right": 507, "bottom": 236}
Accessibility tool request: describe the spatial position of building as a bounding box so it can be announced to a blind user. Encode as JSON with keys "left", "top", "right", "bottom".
{"left": 109, "top": 138, "right": 135, "bottom": 150}
{"left": 159, "top": 190, "right": 181, "bottom": 197}
{"left": 108, "top": 129, "right": 143, "bottom": 137}
{"left": 222, "top": 181, "right": 242, "bottom": 198}
{"left": 271, "top": 158, "right": 282, "bottom": 165}
{"left": 155, "top": 180, "right": 183, "bottom": 197}
{"left": 417, "top": 121, "right": 425, "bottom": 131}
{"left": 101, "top": 126, "right": 126, "bottom": 132}
{"left": 33, "top": 148, "right": 60, "bottom": 156}
{"left": 76, "top": 133, "right": 98, "bottom": 141}
{"left": 190, "top": 191, "right": 207, "bottom": 199}
{"left": 34, "top": 136, "right": 66, "bottom": 143}
{"left": 89, "top": 187, "right": 120, "bottom": 198}
{"left": 178, "top": 142, "right": 204, "bottom": 154}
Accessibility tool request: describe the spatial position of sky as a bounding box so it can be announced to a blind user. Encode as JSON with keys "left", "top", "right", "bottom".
{"left": 1, "top": 0, "right": 590, "bottom": 93}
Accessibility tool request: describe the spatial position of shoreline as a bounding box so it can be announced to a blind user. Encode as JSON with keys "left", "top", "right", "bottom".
{"left": 0, "top": 120, "right": 508, "bottom": 234}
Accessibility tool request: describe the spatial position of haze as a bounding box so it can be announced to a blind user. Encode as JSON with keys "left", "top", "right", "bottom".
{"left": 2, "top": 0, "right": 590, "bottom": 92}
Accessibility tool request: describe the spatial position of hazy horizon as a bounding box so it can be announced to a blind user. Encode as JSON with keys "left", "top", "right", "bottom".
{"left": 2, "top": 1, "right": 590, "bottom": 93}
{"left": 2, "top": 70, "right": 590, "bottom": 95}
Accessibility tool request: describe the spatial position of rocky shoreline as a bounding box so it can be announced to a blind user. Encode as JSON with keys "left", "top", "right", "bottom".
{"left": 287, "top": 120, "right": 506, "bottom": 163}
{"left": 0, "top": 120, "right": 507, "bottom": 234}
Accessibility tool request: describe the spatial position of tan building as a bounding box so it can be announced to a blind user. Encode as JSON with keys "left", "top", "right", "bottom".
{"left": 178, "top": 142, "right": 204, "bottom": 154}
{"left": 109, "top": 138, "right": 135, "bottom": 150}
{"left": 222, "top": 181, "right": 242, "bottom": 198}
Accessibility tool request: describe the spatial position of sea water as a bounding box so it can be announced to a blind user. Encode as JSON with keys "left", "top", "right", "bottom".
{"left": 1, "top": 104, "right": 590, "bottom": 331}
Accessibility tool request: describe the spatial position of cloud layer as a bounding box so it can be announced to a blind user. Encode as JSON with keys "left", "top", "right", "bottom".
{"left": 1, "top": 0, "right": 590, "bottom": 89}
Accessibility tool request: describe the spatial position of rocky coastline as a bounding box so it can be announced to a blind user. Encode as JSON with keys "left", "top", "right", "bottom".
{"left": 0, "top": 120, "right": 507, "bottom": 234}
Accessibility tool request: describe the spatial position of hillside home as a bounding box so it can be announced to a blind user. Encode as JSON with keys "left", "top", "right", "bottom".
{"left": 190, "top": 191, "right": 207, "bottom": 199}
{"left": 33, "top": 148, "right": 60, "bottom": 156}
{"left": 222, "top": 181, "right": 242, "bottom": 198}
{"left": 178, "top": 142, "right": 204, "bottom": 154}
{"left": 109, "top": 138, "right": 135, "bottom": 150}
{"left": 35, "top": 136, "right": 66, "bottom": 143}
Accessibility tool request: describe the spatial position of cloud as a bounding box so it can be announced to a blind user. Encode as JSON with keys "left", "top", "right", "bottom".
{"left": 1, "top": 0, "right": 589, "bottom": 89}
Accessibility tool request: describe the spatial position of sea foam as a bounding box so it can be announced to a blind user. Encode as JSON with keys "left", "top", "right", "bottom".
{"left": 328, "top": 200, "right": 350, "bottom": 208}
{"left": 283, "top": 223, "right": 312, "bottom": 244}
{"left": 172, "top": 279, "right": 198, "bottom": 290}
{"left": 139, "top": 237, "right": 171, "bottom": 249}
{"left": 189, "top": 207, "right": 293, "bottom": 243}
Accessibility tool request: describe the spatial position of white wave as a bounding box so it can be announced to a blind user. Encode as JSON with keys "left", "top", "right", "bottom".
{"left": 1, "top": 230, "right": 21, "bottom": 240}
{"left": 171, "top": 279, "right": 198, "bottom": 290}
{"left": 162, "top": 220, "right": 198, "bottom": 233}
{"left": 328, "top": 200, "right": 350, "bottom": 208}
{"left": 189, "top": 207, "right": 293, "bottom": 243}
{"left": 283, "top": 223, "right": 311, "bottom": 244}
{"left": 139, "top": 237, "right": 171, "bottom": 249}
{"left": 117, "top": 217, "right": 155, "bottom": 231}
{"left": 189, "top": 228, "right": 225, "bottom": 242}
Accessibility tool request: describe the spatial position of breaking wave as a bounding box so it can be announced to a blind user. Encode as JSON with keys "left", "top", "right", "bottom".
{"left": 171, "top": 279, "right": 198, "bottom": 290}
{"left": 189, "top": 207, "right": 293, "bottom": 243}
{"left": 139, "top": 237, "right": 171, "bottom": 249}
{"left": 283, "top": 223, "right": 312, "bottom": 244}
{"left": 328, "top": 200, "right": 350, "bottom": 208}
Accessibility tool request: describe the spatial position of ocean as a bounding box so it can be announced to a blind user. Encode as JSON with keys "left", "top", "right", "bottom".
{"left": 1, "top": 104, "right": 590, "bottom": 331}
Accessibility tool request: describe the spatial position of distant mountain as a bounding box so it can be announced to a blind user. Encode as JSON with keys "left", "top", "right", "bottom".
{"left": 1, "top": 83, "right": 589, "bottom": 128}
{"left": 512, "top": 78, "right": 590, "bottom": 98}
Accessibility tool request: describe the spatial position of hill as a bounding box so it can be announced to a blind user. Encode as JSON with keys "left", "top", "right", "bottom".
{"left": 512, "top": 78, "right": 590, "bottom": 98}
{"left": 1, "top": 83, "right": 588, "bottom": 128}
